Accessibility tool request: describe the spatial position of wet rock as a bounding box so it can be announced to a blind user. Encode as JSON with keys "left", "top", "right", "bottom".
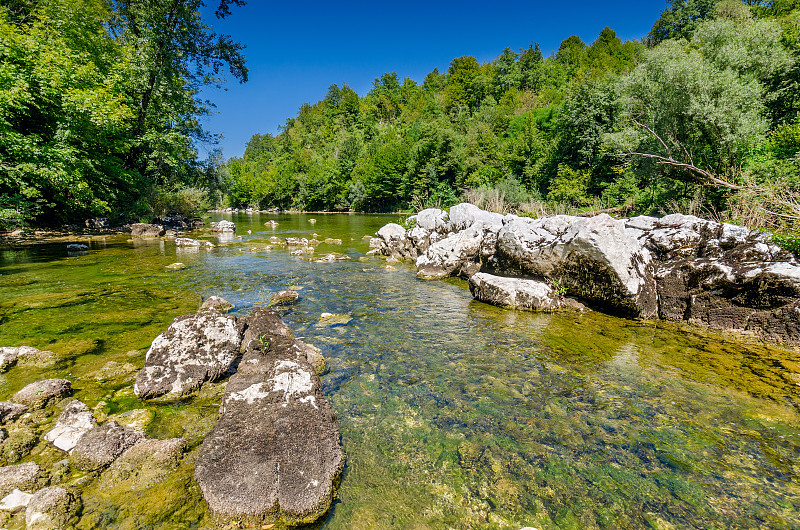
{"left": 134, "top": 311, "right": 243, "bottom": 399}
{"left": 0, "top": 403, "right": 26, "bottom": 425}
{"left": 315, "top": 253, "right": 348, "bottom": 263}
{"left": 44, "top": 400, "right": 97, "bottom": 452}
{"left": 269, "top": 290, "right": 299, "bottom": 306}
{"left": 175, "top": 237, "right": 214, "bottom": 248}
{"left": 210, "top": 220, "right": 236, "bottom": 233}
{"left": 106, "top": 409, "right": 154, "bottom": 431}
{"left": 0, "top": 425, "right": 38, "bottom": 464}
{"left": 200, "top": 296, "right": 233, "bottom": 313}
{"left": 323, "top": 238, "right": 342, "bottom": 245}
{"left": 165, "top": 262, "right": 186, "bottom": 270}
{"left": 469, "top": 273, "right": 585, "bottom": 312}
{"left": 195, "top": 309, "right": 343, "bottom": 525}
{"left": 66, "top": 243, "right": 88, "bottom": 251}
{"left": 130, "top": 223, "right": 165, "bottom": 238}
{"left": 0, "top": 462, "right": 45, "bottom": 497}
{"left": 315, "top": 313, "right": 353, "bottom": 327}
{"left": 90, "top": 361, "right": 138, "bottom": 382}
{"left": 69, "top": 421, "right": 145, "bottom": 471}
{"left": 101, "top": 438, "right": 186, "bottom": 487}
{"left": 0, "top": 488, "right": 33, "bottom": 510}
{"left": 15, "top": 346, "right": 59, "bottom": 368}
{"left": 12, "top": 379, "right": 72, "bottom": 410}
{"left": 25, "top": 486, "right": 81, "bottom": 530}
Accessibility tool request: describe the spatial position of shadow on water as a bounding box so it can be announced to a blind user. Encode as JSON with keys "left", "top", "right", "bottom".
{"left": 0, "top": 212, "right": 799, "bottom": 529}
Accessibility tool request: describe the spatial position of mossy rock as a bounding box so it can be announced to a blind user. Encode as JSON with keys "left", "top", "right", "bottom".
{"left": 25, "top": 486, "right": 82, "bottom": 530}
{"left": 0, "top": 424, "right": 39, "bottom": 465}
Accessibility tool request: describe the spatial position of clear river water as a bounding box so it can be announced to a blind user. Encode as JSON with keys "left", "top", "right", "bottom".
{"left": 1, "top": 212, "right": 799, "bottom": 529}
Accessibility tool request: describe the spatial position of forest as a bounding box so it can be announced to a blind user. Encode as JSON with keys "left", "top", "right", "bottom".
{"left": 223, "top": 0, "right": 800, "bottom": 249}
{"left": 1, "top": 0, "right": 799, "bottom": 251}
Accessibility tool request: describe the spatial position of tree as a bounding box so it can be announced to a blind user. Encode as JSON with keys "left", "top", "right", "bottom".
{"left": 648, "top": 0, "right": 721, "bottom": 44}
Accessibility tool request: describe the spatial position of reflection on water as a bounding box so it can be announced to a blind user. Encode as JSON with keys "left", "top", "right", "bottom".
{"left": 0, "top": 213, "right": 799, "bottom": 529}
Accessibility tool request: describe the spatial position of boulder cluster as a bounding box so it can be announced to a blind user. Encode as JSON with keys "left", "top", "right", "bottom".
{"left": 133, "top": 304, "right": 341, "bottom": 526}
{"left": 369, "top": 203, "right": 800, "bottom": 345}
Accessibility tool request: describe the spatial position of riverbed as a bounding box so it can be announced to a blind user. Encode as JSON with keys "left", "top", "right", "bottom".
{"left": 1, "top": 212, "right": 799, "bottom": 529}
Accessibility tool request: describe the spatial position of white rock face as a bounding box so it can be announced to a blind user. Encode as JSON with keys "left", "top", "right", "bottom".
{"left": 0, "top": 488, "right": 34, "bottom": 510}
{"left": 469, "top": 273, "right": 577, "bottom": 311}
{"left": 134, "top": 312, "right": 242, "bottom": 399}
{"left": 44, "top": 400, "right": 97, "bottom": 452}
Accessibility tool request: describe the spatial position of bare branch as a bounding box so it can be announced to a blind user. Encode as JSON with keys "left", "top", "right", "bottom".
{"left": 628, "top": 152, "right": 744, "bottom": 190}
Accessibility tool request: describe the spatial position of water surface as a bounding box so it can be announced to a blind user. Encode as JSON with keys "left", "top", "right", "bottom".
{"left": 1, "top": 212, "right": 798, "bottom": 529}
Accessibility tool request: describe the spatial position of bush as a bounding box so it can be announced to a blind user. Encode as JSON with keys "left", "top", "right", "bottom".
{"left": 152, "top": 187, "right": 209, "bottom": 218}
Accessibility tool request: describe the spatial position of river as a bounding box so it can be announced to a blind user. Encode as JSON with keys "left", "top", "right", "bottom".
{"left": 1, "top": 212, "right": 799, "bottom": 529}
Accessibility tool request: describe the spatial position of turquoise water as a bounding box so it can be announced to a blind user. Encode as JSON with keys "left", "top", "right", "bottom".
{"left": 0, "top": 212, "right": 799, "bottom": 529}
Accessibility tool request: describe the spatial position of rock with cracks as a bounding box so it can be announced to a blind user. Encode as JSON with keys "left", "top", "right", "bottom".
{"left": 134, "top": 311, "right": 243, "bottom": 399}
{"left": 44, "top": 400, "right": 97, "bottom": 452}
{"left": 25, "top": 486, "right": 81, "bottom": 530}
{"left": 194, "top": 309, "right": 343, "bottom": 526}
{"left": 469, "top": 273, "right": 585, "bottom": 312}
{"left": 69, "top": 421, "right": 145, "bottom": 471}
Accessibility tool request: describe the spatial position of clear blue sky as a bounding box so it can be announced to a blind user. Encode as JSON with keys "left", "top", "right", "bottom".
{"left": 197, "top": 0, "right": 667, "bottom": 160}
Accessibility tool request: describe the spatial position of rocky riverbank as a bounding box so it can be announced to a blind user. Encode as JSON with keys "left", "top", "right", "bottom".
{"left": 0, "top": 302, "right": 342, "bottom": 529}
{"left": 369, "top": 203, "right": 800, "bottom": 346}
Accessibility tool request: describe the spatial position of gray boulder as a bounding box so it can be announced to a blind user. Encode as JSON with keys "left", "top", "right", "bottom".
{"left": 200, "top": 296, "right": 233, "bottom": 313}
{"left": 269, "top": 290, "right": 300, "bottom": 307}
{"left": 69, "top": 421, "right": 145, "bottom": 471}
{"left": 0, "top": 347, "right": 18, "bottom": 372}
{"left": 44, "top": 400, "right": 97, "bottom": 452}
{"left": 12, "top": 379, "right": 72, "bottom": 410}
{"left": 101, "top": 438, "right": 186, "bottom": 487}
{"left": 369, "top": 223, "right": 416, "bottom": 259}
{"left": 469, "top": 273, "right": 585, "bottom": 312}
{"left": 130, "top": 223, "right": 165, "bottom": 238}
{"left": 0, "top": 402, "right": 27, "bottom": 425}
{"left": 134, "top": 311, "right": 243, "bottom": 399}
{"left": 0, "top": 462, "right": 45, "bottom": 497}
{"left": 195, "top": 309, "right": 342, "bottom": 525}
{"left": 496, "top": 213, "right": 658, "bottom": 317}
{"left": 25, "top": 486, "right": 81, "bottom": 530}
{"left": 210, "top": 220, "right": 236, "bottom": 233}
{"left": 416, "top": 219, "right": 503, "bottom": 279}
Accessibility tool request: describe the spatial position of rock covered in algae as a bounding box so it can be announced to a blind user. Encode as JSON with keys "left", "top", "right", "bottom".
{"left": 200, "top": 295, "right": 233, "bottom": 313}
{"left": 0, "top": 488, "right": 33, "bottom": 510}
{"left": 25, "top": 486, "right": 81, "bottom": 530}
{"left": 0, "top": 462, "right": 46, "bottom": 497}
{"left": 12, "top": 379, "right": 72, "bottom": 410}
{"left": 100, "top": 437, "right": 186, "bottom": 488}
{"left": 69, "top": 421, "right": 145, "bottom": 471}
{"left": 134, "top": 311, "right": 243, "bottom": 399}
{"left": 269, "top": 289, "right": 299, "bottom": 307}
{"left": 194, "top": 309, "right": 342, "bottom": 525}
{"left": 0, "top": 402, "right": 27, "bottom": 425}
{"left": 44, "top": 400, "right": 97, "bottom": 452}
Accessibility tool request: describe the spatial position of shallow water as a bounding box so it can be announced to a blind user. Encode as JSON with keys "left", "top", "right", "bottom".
{"left": 1, "top": 212, "right": 799, "bottom": 529}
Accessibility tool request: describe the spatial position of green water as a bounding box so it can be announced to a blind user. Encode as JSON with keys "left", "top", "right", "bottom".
{"left": 1, "top": 212, "right": 799, "bottom": 529}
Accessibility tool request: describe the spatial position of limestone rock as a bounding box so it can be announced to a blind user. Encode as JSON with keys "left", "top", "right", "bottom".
{"left": 134, "top": 311, "right": 243, "bottom": 399}
{"left": 0, "top": 462, "right": 44, "bottom": 497}
{"left": 12, "top": 379, "right": 72, "bottom": 410}
{"left": 101, "top": 438, "right": 186, "bottom": 487}
{"left": 210, "top": 220, "right": 236, "bottom": 233}
{"left": 469, "top": 273, "right": 585, "bottom": 312}
{"left": 0, "top": 347, "right": 18, "bottom": 373}
{"left": 130, "top": 223, "right": 165, "bottom": 238}
{"left": 25, "top": 486, "right": 81, "bottom": 530}
{"left": 44, "top": 400, "right": 97, "bottom": 452}
{"left": 0, "top": 403, "right": 27, "bottom": 425}
{"left": 0, "top": 488, "right": 33, "bottom": 510}
{"left": 165, "top": 262, "right": 186, "bottom": 270}
{"left": 69, "top": 421, "right": 145, "bottom": 471}
{"left": 269, "top": 290, "right": 300, "bottom": 307}
{"left": 175, "top": 237, "right": 214, "bottom": 248}
{"left": 200, "top": 296, "right": 233, "bottom": 313}
{"left": 195, "top": 309, "right": 343, "bottom": 525}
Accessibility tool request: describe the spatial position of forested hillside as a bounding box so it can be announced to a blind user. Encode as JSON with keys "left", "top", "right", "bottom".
{"left": 225, "top": 0, "right": 800, "bottom": 246}
{"left": 0, "top": 0, "right": 246, "bottom": 228}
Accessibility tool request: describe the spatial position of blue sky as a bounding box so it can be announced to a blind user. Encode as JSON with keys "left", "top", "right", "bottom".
{"left": 198, "top": 1, "right": 667, "bottom": 160}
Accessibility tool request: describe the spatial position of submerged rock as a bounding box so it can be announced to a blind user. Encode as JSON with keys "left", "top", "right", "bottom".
{"left": 469, "top": 273, "right": 585, "bottom": 312}
{"left": 175, "top": 237, "right": 214, "bottom": 248}
{"left": 134, "top": 311, "right": 243, "bottom": 399}
{"left": 195, "top": 309, "right": 342, "bottom": 526}
{"left": 69, "top": 421, "right": 145, "bottom": 471}
{"left": 0, "top": 346, "right": 59, "bottom": 370}
{"left": 44, "top": 400, "right": 97, "bottom": 452}
{"left": 130, "top": 223, "right": 165, "bottom": 238}
{"left": 165, "top": 262, "right": 186, "bottom": 270}
{"left": 100, "top": 438, "right": 186, "bottom": 488}
{"left": 25, "top": 486, "right": 81, "bottom": 530}
{"left": 13, "top": 379, "right": 72, "bottom": 410}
